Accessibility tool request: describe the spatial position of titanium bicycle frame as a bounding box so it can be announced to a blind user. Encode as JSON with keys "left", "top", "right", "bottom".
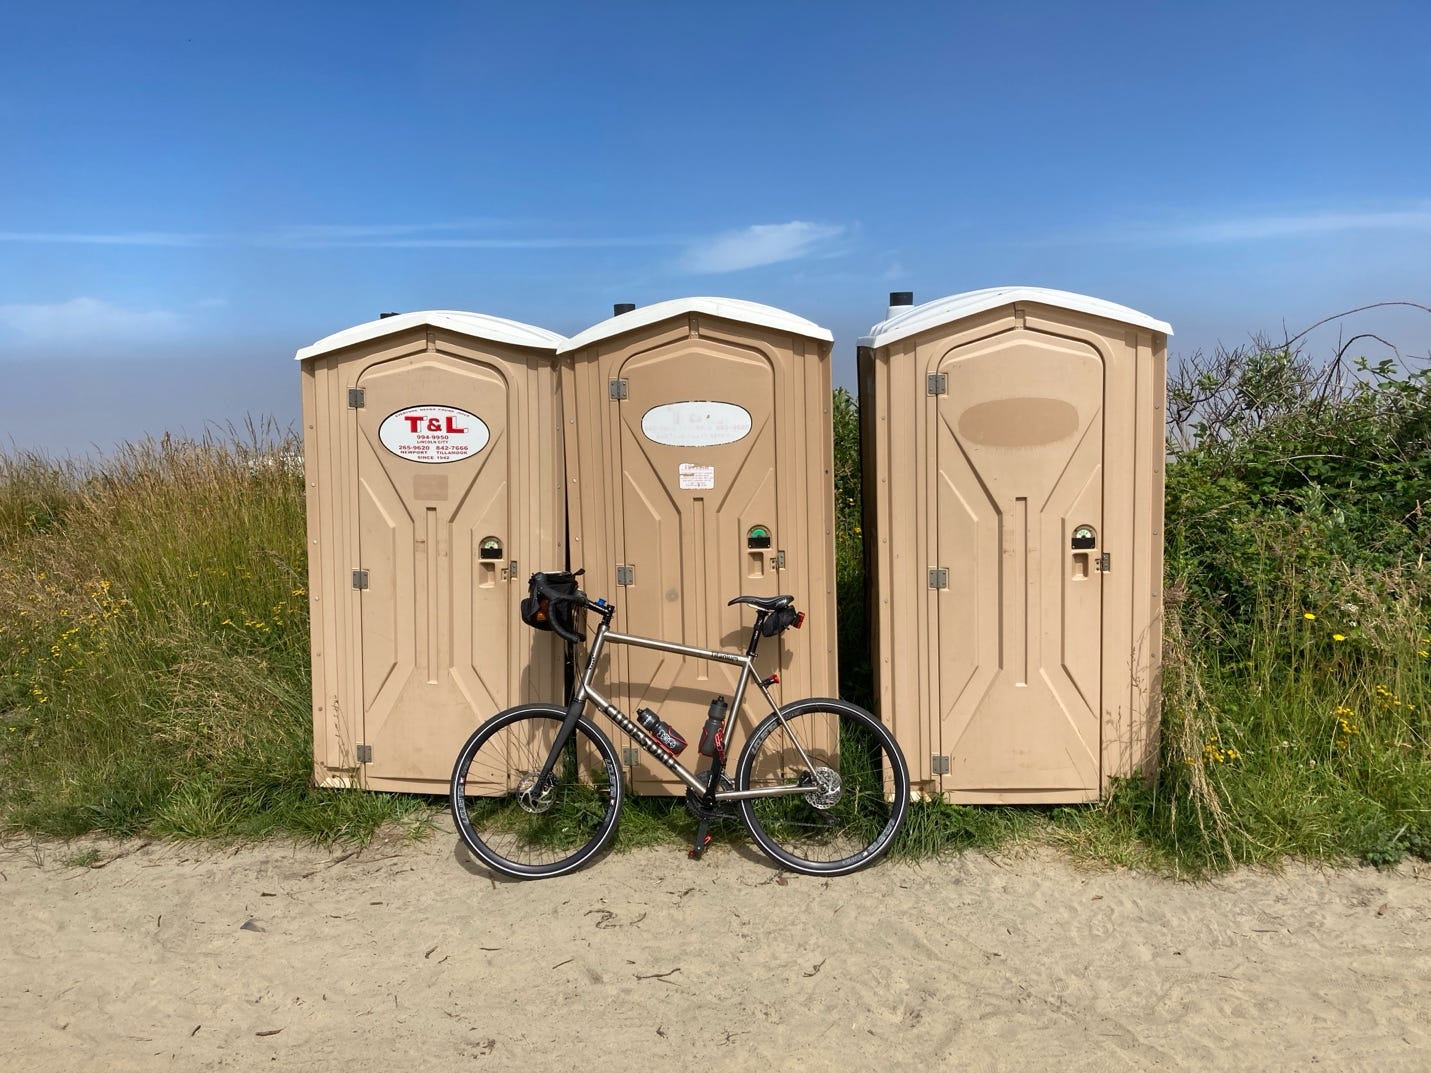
{"left": 533, "top": 599, "right": 818, "bottom": 801}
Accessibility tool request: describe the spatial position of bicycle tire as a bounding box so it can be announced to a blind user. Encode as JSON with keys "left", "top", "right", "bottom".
{"left": 735, "top": 697, "right": 909, "bottom": 877}
{"left": 449, "top": 704, "right": 623, "bottom": 879}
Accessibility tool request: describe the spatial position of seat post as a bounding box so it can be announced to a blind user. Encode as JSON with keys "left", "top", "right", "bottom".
{"left": 744, "top": 613, "right": 766, "bottom": 658}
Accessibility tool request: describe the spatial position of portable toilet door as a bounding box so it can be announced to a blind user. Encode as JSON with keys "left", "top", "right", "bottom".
{"left": 558, "top": 298, "right": 839, "bottom": 794}
{"left": 296, "top": 311, "right": 567, "bottom": 794}
{"left": 858, "top": 288, "right": 1170, "bottom": 803}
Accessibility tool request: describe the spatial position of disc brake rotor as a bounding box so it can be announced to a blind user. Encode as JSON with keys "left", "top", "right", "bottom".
{"left": 803, "top": 767, "right": 842, "bottom": 810}
{"left": 516, "top": 773, "right": 555, "bottom": 814}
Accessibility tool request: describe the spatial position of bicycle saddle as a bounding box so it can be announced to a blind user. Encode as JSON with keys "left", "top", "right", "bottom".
{"left": 727, "top": 594, "right": 795, "bottom": 611}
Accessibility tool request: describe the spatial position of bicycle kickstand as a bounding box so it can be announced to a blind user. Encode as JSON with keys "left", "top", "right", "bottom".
{"left": 688, "top": 819, "right": 712, "bottom": 860}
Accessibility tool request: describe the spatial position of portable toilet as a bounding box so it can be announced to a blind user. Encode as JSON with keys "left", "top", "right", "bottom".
{"left": 296, "top": 311, "right": 567, "bottom": 793}
{"left": 558, "top": 298, "right": 838, "bottom": 794}
{"left": 858, "top": 288, "right": 1170, "bottom": 802}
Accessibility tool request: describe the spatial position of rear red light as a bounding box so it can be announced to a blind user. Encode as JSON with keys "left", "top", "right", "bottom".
{"left": 793, "top": 612, "right": 805, "bottom": 629}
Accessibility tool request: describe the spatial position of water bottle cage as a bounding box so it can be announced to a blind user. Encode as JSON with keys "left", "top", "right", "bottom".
{"left": 698, "top": 725, "right": 726, "bottom": 761}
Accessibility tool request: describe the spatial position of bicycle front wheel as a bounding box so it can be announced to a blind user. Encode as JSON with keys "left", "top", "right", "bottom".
{"left": 736, "top": 698, "right": 909, "bottom": 877}
{"left": 449, "top": 704, "right": 623, "bottom": 879}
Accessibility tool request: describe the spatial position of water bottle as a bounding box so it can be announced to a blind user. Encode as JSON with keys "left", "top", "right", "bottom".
{"left": 699, "top": 696, "right": 728, "bottom": 759}
{"left": 636, "top": 708, "right": 688, "bottom": 756}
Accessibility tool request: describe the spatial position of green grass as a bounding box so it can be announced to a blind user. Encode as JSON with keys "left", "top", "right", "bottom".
{"left": 1077, "top": 560, "right": 1430, "bottom": 874}
{"left": 2, "top": 369, "right": 1428, "bottom": 872}
{"left": 0, "top": 426, "right": 430, "bottom": 845}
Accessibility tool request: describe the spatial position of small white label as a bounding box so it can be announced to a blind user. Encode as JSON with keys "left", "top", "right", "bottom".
{"left": 678, "top": 463, "right": 715, "bottom": 490}
{"left": 378, "top": 405, "right": 490, "bottom": 464}
{"left": 642, "top": 401, "right": 752, "bottom": 447}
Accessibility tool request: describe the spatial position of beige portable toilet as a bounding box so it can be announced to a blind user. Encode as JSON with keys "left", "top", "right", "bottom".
{"left": 858, "top": 287, "right": 1170, "bottom": 803}
{"left": 558, "top": 298, "right": 839, "bottom": 794}
{"left": 296, "top": 311, "right": 567, "bottom": 793}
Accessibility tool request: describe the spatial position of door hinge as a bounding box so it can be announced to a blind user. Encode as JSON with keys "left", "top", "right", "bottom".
{"left": 931, "top": 755, "right": 950, "bottom": 775}
{"left": 927, "top": 373, "right": 947, "bottom": 396}
{"left": 621, "top": 747, "right": 640, "bottom": 766}
{"left": 616, "top": 564, "right": 635, "bottom": 586}
{"left": 609, "top": 378, "right": 628, "bottom": 401}
{"left": 774, "top": 549, "right": 786, "bottom": 570}
{"left": 348, "top": 387, "right": 365, "bottom": 408}
{"left": 352, "top": 569, "right": 369, "bottom": 590}
{"left": 356, "top": 744, "right": 373, "bottom": 763}
{"left": 1097, "top": 552, "right": 1111, "bottom": 573}
{"left": 928, "top": 567, "right": 949, "bottom": 590}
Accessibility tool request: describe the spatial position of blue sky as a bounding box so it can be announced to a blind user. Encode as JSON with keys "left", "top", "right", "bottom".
{"left": 2, "top": 0, "right": 1428, "bottom": 454}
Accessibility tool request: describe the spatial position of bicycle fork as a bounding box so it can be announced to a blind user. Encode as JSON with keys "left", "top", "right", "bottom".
{"left": 529, "top": 624, "right": 609, "bottom": 801}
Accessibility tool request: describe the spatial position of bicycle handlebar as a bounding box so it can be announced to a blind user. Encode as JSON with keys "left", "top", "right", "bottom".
{"left": 530, "top": 576, "right": 588, "bottom": 644}
{"left": 529, "top": 572, "right": 800, "bottom": 646}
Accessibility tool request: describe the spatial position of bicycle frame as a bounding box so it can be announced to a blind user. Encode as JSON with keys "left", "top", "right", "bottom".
{"left": 537, "top": 606, "right": 818, "bottom": 802}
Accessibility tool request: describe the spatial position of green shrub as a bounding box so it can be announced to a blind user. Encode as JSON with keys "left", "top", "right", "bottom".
{"left": 0, "top": 426, "right": 429, "bottom": 844}
{"left": 832, "top": 387, "right": 873, "bottom": 709}
{"left": 3, "top": 335, "right": 1427, "bottom": 871}
{"left": 1138, "top": 337, "right": 1431, "bottom": 871}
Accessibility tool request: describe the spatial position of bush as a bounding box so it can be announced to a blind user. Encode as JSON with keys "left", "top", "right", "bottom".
{"left": 1147, "top": 333, "right": 1431, "bottom": 870}
{"left": 0, "top": 426, "right": 429, "bottom": 843}
{"left": 3, "top": 324, "right": 1427, "bottom": 871}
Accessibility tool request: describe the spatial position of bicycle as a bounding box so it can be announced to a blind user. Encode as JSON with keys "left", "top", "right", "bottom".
{"left": 449, "top": 571, "right": 910, "bottom": 879}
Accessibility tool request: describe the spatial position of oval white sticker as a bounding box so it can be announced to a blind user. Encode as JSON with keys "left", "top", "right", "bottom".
{"left": 378, "top": 405, "right": 490, "bottom": 464}
{"left": 641, "top": 401, "right": 752, "bottom": 447}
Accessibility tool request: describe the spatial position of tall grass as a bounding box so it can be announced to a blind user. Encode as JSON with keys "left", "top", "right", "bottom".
{"left": 1081, "top": 559, "right": 1430, "bottom": 873}
{"left": 1089, "top": 340, "right": 1431, "bottom": 873}
{"left": 0, "top": 425, "right": 429, "bottom": 843}
{"left": 2, "top": 338, "right": 1427, "bottom": 870}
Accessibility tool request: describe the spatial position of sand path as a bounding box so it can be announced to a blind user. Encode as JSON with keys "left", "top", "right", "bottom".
{"left": 3, "top": 829, "right": 1428, "bottom": 1072}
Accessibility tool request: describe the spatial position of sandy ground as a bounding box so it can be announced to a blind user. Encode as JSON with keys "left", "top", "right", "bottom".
{"left": 2, "top": 825, "right": 1428, "bottom": 1073}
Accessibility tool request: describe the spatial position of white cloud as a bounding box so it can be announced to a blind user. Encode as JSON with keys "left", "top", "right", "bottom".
{"left": 308, "top": 236, "right": 677, "bottom": 250}
{"left": 680, "top": 221, "right": 845, "bottom": 273}
{"left": 1110, "top": 206, "right": 1431, "bottom": 245}
{"left": 0, "top": 297, "right": 186, "bottom": 345}
{"left": 0, "top": 224, "right": 679, "bottom": 251}
{"left": 0, "top": 230, "right": 212, "bottom": 246}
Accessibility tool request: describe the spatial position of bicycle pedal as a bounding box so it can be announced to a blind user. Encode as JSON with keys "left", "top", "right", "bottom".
{"left": 688, "top": 832, "right": 713, "bottom": 860}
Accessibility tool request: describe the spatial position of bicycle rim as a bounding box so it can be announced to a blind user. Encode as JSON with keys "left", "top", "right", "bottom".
{"left": 449, "top": 706, "right": 622, "bottom": 879}
{"left": 737, "top": 699, "right": 909, "bottom": 876}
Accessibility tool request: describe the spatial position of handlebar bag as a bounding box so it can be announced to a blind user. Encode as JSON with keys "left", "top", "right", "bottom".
{"left": 521, "top": 571, "right": 582, "bottom": 635}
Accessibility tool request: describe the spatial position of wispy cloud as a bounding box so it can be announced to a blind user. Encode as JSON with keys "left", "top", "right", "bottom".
{"left": 302, "top": 236, "right": 678, "bottom": 250}
{"left": 0, "top": 219, "right": 851, "bottom": 275}
{"left": 679, "top": 221, "right": 845, "bottom": 273}
{"left": 0, "top": 297, "right": 185, "bottom": 344}
{"left": 0, "top": 221, "right": 853, "bottom": 266}
{"left": 0, "top": 230, "right": 214, "bottom": 246}
{"left": 0, "top": 222, "right": 679, "bottom": 251}
{"left": 1091, "top": 206, "right": 1431, "bottom": 246}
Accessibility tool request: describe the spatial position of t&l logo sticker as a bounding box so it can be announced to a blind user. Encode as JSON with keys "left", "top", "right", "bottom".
{"left": 378, "top": 405, "right": 490, "bottom": 463}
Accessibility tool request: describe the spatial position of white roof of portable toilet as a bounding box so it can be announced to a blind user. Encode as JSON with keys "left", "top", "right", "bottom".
{"left": 557, "top": 297, "right": 833, "bottom": 354}
{"left": 295, "top": 310, "right": 566, "bottom": 361}
{"left": 858, "top": 287, "right": 1173, "bottom": 349}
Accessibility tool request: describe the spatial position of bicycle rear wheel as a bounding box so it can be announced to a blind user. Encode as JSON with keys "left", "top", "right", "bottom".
{"left": 449, "top": 704, "right": 623, "bottom": 879}
{"left": 736, "top": 698, "right": 909, "bottom": 876}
